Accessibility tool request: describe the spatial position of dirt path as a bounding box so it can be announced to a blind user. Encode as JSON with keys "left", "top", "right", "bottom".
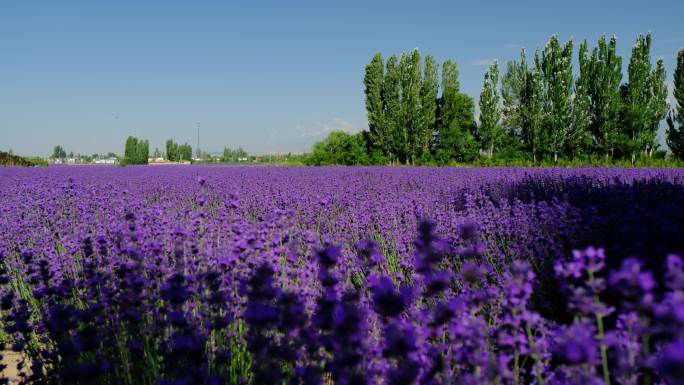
{"left": 1, "top": 351, "right": 22, "bottom": 384}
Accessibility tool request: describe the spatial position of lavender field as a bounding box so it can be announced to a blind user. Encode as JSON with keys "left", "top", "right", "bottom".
{"left": 1, "top": 166, "right": 684, "bottom": 385}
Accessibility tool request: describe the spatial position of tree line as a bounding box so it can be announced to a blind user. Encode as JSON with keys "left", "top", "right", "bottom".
{"left": 362, "top": 50, "right": 481, "bottom": 164}
{"left": 123, "top": 136, "right": 150, "bottom": 164}
{"left": 221, "top": 147, "right": 248, "bottom": 162}
{"left": 0, "top": 151, "right": 47, "bottom": 167}
{"left": 309, "top": 33, "right": 683, "bottom": 166}
{"left": 165, "top": 139, "right": 193, "bottom": 162}
{"left": 491, "top": 33, "right": 668, "bottom": 163}
{"left": 51, "top": 145, "right": 118, "bottom": 162}
{"left": 50, "top": 139, "right": 256, "bottom": 165}
{"left": 124, "top": 138, "right": 254, "bottom": 164}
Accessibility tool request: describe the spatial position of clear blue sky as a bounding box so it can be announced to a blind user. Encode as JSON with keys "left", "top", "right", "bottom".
{"left": 2, "top": 0, "right": 683, "bottom": 156}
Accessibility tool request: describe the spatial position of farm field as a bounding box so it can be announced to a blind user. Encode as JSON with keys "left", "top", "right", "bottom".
{"left": 1, "top": 166, "right": 684, "bottom": 385}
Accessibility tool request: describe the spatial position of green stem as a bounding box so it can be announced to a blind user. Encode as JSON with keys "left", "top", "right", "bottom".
{"left": 525, "top": 324, "right": 545, "bottom": 385}
{"left": 596, "top": 313, "right": 611, "bottom": 385}
{"left": 588, "top": 269, "right": 610, "bottom": 385}
{"left": 642, "top": 335, "right": 651, "bottom": 385}
{"left": 513, "top": 349, "right": 520, "bottom": 385}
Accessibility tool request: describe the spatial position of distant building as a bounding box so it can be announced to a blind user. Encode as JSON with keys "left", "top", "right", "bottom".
{"left": 94, "top": 157, "right": 117, "bottom": 165}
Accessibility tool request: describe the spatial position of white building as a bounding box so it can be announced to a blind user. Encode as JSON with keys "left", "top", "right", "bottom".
{"left": 94, "top": 157, "right": 117, "bottom": 165}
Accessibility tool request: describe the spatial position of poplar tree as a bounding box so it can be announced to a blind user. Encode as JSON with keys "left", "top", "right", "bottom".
{"left": 622, "top": 33, "right": 669, "bottom": 161}
{"left": 364, "top": 53, "right": 386, "bottom": 154}
{"left": 445, "top": 93, "right": 479, "bottom": 162}
{"left": 138, "top": 139, "right": 149, "bottom": 164}
{"left": 124, "top": 136, "right": 148, "bottom": 164}
{"left": 436, "top": 60, "right": 477, "bottom": 162}
{"left": 667, "top": 49, "right": 684, "bottom": 160}
{"left": 540, "top": 35, "right": 574, "bottom": 162}
{"left": 649, "top": 58, "right": 668, "bottom": 156}
{"left": 587, "top": 35, "right": 623, "bottom": 158}
{"left": 502, "top": 48, "right": 546, "bottom": 162}
{"left": 178, "top": 143, "right": 192, "bottom": 161}
{"left": 124, "top": 136, "right": 138, "bottom": 163}
{"left": 419, "top": 55, "right": 438, "bottom": 157}
{"left": 502, "top": 52, "right": 526, "bottom": 142}
{"left": 166, "top": 139, "right": 179, "bottom": 161}
{"left": 399, "top": 49, "right": 422, "bottom": 163}
{"left": 571, "top": 40, "right": 591, "bottom": 157}
{"left": 382, "top": 55, "right": 401, "bottom": 162}
{"left": 477, "top": 61, "right": 502, "bottom": 158}
{"left": 437, "top": 59, "right": 461, "bottom": 152}
{"left": 439, "top": 60, "right": 460, "bottom": 130}
{"left": 52, "top": 145, "right": 67, "bottom": 159}
{"left": 524, "top": 67, "right": 546, "bottom": 162}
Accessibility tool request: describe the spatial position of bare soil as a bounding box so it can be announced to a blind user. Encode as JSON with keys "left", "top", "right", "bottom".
{"left": 1, "top": 351, "right": 23, "bottom": 384}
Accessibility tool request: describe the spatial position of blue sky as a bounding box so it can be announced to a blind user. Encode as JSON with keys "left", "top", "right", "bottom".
{"left": 1, "top": 0, "right": 683, "bottom": 156}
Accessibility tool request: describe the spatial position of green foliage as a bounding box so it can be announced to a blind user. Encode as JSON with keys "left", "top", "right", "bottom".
{"left": 419, "top": 55, "right": 439, "bottom": 157}
{"left": 179, "top": 144, "right": 192, "bottom": 161}
{"left": 470, "top": 150, "right": 682, "bottom": 167}
{"left": 221, "top": 147, "right": 248, "bottom": 163}
{"left": 364, "top": 53, "right": 386, "bottom": 153}
{"left": 165, "top": 139, "right": 192, "bottom": 162}
{"left": 502, "top": 49, "right": 546, "bottom": 162}
{"left": 539, "top": 35, "right": 575, "bottom": 162}
{"left": 137, "top": 139, "right": 149, "bottom": 164}
{"left": 52, "top": 145, "right": 67, "bottom": 159}
{"left": 586, "top": 35, "right": 623, "bottom": 157}
{"left": 571, "top": 41, "right": 592, "bottom": 157}
{"left": 123, "top": 136, "right": 149, "bottom": 165}
{"left": 124, "top": 136, "right": 137, "bottom": 163}
{"left": 26, "top": 157, "right": 48, "bottom": 167}
{"left": 305, "top": 131, "right": 370, "bottom": 166}
{"left": 340, "top": 33, "right": 681, "bottom": 167}
{"left": 667, "top": 49, "right": 684, "bottom": 160}
{"left": 382, "top": 55, "right": 402, "bottom": 161}
{"left": 0, "top": 152, "right": 46, "bottom": 167}
{"left": 364, "top": 50, "right": 467, "bottom": 164}
{"left": 495, "top": 33, "right": 673, "bottom": 165}
{"left": 436, "top": 93, "right": 479, "bottom": 162}
{"left": 439, "top": 60, "right": 461, "bottom": 129}
{"left": 166, "top": 139, "right": 178, "bottom": 161}
{"left": 621, "top": 33, "right": 669, "bottom": 161}
{"left": 398, "top": 49, "right": 422, "bottom": 163}
{"left": 436, "top": 121, "right": 479, "bottom": 164}
{"left": 476, "top": 61, "right": 502, "bottom": 158}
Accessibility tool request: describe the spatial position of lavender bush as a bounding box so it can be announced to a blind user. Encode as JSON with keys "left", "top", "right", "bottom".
{"left": 0, "top": 166, "right": 683, "bottom": 385}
